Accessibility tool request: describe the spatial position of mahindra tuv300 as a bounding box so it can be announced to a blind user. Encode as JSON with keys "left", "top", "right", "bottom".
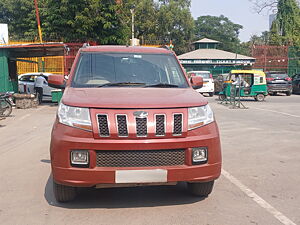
{"left": 48, "top": 46, "right": 222, "bottom": 202}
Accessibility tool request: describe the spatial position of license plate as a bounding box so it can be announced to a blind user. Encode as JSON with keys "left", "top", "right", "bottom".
{"left": 115, "top": 169, "right": 168, "bottom": 183}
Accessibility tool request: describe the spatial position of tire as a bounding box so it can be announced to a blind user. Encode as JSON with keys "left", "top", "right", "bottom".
{"left": 187, "top": 181, "right": 214, "bottom": 197}
{"left": 286, "top": 91, "right": 292, "bottom": 96}
{"left": 255, "top": 94, "right": 265, "bottom": 102}
{"left": 219, "top": 94, "right": 226, "bottom": 101}
{"left": 209, "top": 92, "right": 214, "bottom": 97}
{"left": 53, "top": 181, "right": 77, "bottom": 202}
{"left": 0, "top": 100, "right": 12, "bottom": 117}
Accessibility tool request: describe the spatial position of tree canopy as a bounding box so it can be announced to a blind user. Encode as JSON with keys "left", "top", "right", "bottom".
{"left": 194, "top": 15, "right": 244, "bottom": 53}
{"left": 250, "top": 0, "right": 300, "bottom": 46}
{"left": 272, "top": 0, "right": 300, "bottom": 46}
{"left": 3, "top": 0, "right": 299, "bottom": 56}
{"left": 0, "top": 0, "right": 195, "bottom": 53}
{"left": 0, "top": 0, "right": 41, "bottom": 40}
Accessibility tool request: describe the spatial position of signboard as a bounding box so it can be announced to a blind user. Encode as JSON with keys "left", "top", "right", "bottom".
{"left": 0, "top": 24, "right": 9, "bottom": 44}
{"left": 180, "top": 59, "right": 254, "bottom": 65}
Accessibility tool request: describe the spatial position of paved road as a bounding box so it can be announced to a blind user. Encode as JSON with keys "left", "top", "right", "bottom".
{"left": 0, "top": 95, "right": 299, "bottom": 225}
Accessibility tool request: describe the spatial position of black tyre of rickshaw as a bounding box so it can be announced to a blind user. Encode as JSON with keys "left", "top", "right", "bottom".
{"left": 0, "top": 99, "right": 12, "bottom": 117}
{"left": 255, "top": 94, "right": 265, "bottom": 102}
{"left": 219, "top": 94, "right": 226, "bottom": 101}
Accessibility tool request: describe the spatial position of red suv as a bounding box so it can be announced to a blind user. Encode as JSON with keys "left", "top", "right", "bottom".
{"left": 49, "top": 46, "right": 222, "bottom": 202}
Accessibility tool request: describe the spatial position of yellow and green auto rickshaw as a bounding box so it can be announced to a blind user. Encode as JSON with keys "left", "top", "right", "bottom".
{"left": 219, "top": 70, "right": 268, "bottom": 102}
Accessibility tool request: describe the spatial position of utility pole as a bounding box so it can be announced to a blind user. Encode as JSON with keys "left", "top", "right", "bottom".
{"left": 130, "top": 6, "right": 135, "bottom": 46}
{"left": 34, "top": 0, "right": 44, "bottom": 72}
{"left": 34, "top": 0, "right": 43, "bottom": 43}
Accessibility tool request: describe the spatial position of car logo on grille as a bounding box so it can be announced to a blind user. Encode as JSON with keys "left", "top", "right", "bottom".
{"left": 133, "top": 111, "right": 148, "bottom": 118}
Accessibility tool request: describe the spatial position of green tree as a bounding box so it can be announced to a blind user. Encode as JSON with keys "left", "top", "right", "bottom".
{"left": 121, "top": 0, "right": 159, "bottom": 43}
{"left": 156, "top": 0, "right": 195, "bottom": 54}
{"left": 0, "top": 0, "right": 45, "bottom": 40}
{"left": 194, "top": 15, "right": 243, "bottom": 53}
{"left": 269, "top": 21, "right": 282, "bottom": 45}
{"left": 44, "top": 0, "right": 128, "bottom": 44}
{"left": 250, "top": 31, "right": 270, "bottom": 45}
{"left": 275, "top": 0, "right": 300, "bottom": 45}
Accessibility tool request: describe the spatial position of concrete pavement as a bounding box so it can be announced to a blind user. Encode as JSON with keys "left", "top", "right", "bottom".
{"left": 0, "top": 95, "right": 299, "bottom": 225}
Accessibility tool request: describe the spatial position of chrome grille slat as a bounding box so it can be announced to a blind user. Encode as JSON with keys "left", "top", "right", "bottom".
{"left": 155, "top": 114, "right": 165, "bottom": 136}
{"left": 96, "top": 149, "right": 185, "bottom": 167}
{"left": 116, "top": 115, "right": 128, "bottom": 137}
{"left": 136, "top": 117, "right": 147, "bottom": 137}
{"left": 173, "top": 114, "right": 183, "bottom": 135}
{"left": 97, "top": 114, "right": 110, "bottom": 137}
{"left": 97, "top": 111, "right": 184, "bottom": 138}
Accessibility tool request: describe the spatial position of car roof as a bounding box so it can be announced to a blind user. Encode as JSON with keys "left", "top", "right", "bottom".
{"left": 187, "top": 71, "right": 210, "bottom": 73}
{"left": 80, "top": 45, "right": 172, "bottom": 54}
{"left": 266, "top": 71, "right": 287, "bottom": 74}
{"left": 19, "top": 72, "right": 54, "bottom": 77}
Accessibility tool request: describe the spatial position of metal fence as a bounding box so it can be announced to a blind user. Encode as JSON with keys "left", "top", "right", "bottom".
{"left": 288, "top": 46, "right": 300, "bottom": 76}
{"left": 251, "top": 45, "right": 289, "bottom": 72}
{"left": 7, "top": 41, "right": 84, "bottom": 75}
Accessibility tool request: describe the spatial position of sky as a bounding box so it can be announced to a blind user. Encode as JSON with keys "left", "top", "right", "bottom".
{"left": 191, "top": 0, "right": 271, "bottom": 42}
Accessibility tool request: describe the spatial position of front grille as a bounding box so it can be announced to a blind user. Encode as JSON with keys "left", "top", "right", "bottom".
{"left": 96, "top": 111, "right": 184, "bottom": 138}
{"left": 173, "top": 114, "right": 183, "bottom": 135}
{"left": 136, "top": 117, "right": 147, "bottom": 137}
{"left": 155, "top": 115, "right": 165, "bottom": 136}
{"left": 116, "top": 115, "right": 128, "bottom": 137}
{"left": 96, "top": 149, "right": 185, "bottom": 167}
{"left": 97, "top": 114, "right": 110, "bottom": 137}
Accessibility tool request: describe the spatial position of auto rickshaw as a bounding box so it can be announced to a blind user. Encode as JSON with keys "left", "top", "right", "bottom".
{"left": 219, "top": 70, "right": 268, "bottom": 102}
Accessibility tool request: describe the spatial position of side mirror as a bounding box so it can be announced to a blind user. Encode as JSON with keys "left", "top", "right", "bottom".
{"left": 190, "top": 76, "right": 203, "bottom": 89}
{"left": 48, "top": 74, "right": 66, "bottom": 89}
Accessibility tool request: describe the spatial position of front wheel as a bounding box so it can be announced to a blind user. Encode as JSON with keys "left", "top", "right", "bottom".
{"left": 187, "top": 181, "right": 214, "bottom": 197}
{"left": 53, "top": 181, "right": 77, "bottom": 202}
{"left": 0, "top": 100, "right": 12, "bottom": 117}
{"left": 219, "top": 94, "right": 226, "bottom": 101}
{"left": 286, "top": 91, "right": 292, "bottom": 96}
{"left": 209, "top": 92, "right": 214, "bottom": 97}
{"left": 255, "top": 94, "right": 265, "bottom": 102}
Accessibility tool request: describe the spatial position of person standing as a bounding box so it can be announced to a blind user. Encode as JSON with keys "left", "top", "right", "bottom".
{"left": 34, "top": 75, "right": 46, "bottom": 104}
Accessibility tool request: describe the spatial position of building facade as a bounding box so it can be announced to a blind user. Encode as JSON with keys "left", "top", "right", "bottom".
{"left": 178, "top": 38, "right": 255, "bottom": 76}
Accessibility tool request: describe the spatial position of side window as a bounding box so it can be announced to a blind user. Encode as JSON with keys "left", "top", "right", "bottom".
{"left": 20, "top": 75, "right": 33, "bottom": 82}
{"left": 260, "top": 77, "right": 263, "bottom": 83}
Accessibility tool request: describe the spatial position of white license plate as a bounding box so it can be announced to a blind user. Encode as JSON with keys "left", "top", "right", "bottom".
{"left": 115, "top": 169, "right": 168, "bottom": 183}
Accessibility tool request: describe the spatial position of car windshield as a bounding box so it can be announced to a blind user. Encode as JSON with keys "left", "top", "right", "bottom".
{"left": 268, "top": 74, "right": 288, "bottom": 79}
{"left": 72, "top": 52, "right": 188, "bottom": 88}
{"left": 196, "top": 72, "right": 210, "bottom": 79}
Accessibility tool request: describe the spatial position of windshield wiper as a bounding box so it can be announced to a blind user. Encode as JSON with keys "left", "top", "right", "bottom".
{"left": 145, "top": 83, "right": 179, "bottom": 88}
{"left": 98, "top": 82, "right": 146, "bottom": 87}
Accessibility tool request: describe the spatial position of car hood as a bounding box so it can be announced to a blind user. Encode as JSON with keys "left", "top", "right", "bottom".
{"left": 62, "top": 87, "right": 207, "bottom": 109}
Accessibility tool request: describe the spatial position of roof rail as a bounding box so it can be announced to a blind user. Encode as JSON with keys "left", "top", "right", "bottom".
{"left": 82, "top": 43, "right": 90, "bottom": 48}
{"left": 160, "top": 45, "right": 171, "bottom": 50}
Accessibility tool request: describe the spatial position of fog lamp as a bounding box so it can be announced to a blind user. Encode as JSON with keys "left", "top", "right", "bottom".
{"left": 192, "top": 147, "right": 207, "bottom": 164}
{"left": 71, "top": 150, "right": 89, "bottom": 165}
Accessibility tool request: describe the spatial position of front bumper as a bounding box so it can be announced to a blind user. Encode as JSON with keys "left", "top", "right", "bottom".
{"left": 195, "top": 86, "right": 215, "bottom": 93}
{"left": 267, "top": 84, "right": 292, "bottom": 92}
{"left": 50, "top": 121, "right": 222, "bottom": 187}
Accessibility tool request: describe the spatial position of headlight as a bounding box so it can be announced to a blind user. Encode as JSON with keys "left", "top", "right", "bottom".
{"left": 58, "top": 103, "right": 92, "bottom": 131}
{"left": 188, "top": 105, "right": 214, "bottom": 130}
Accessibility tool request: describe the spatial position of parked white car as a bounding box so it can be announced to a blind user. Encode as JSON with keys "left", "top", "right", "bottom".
{"left": 18, "top": 73, "right": 55, "bottom": 101}
{"left": 187, "top": 71, "right": 215, "bottom": 97}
